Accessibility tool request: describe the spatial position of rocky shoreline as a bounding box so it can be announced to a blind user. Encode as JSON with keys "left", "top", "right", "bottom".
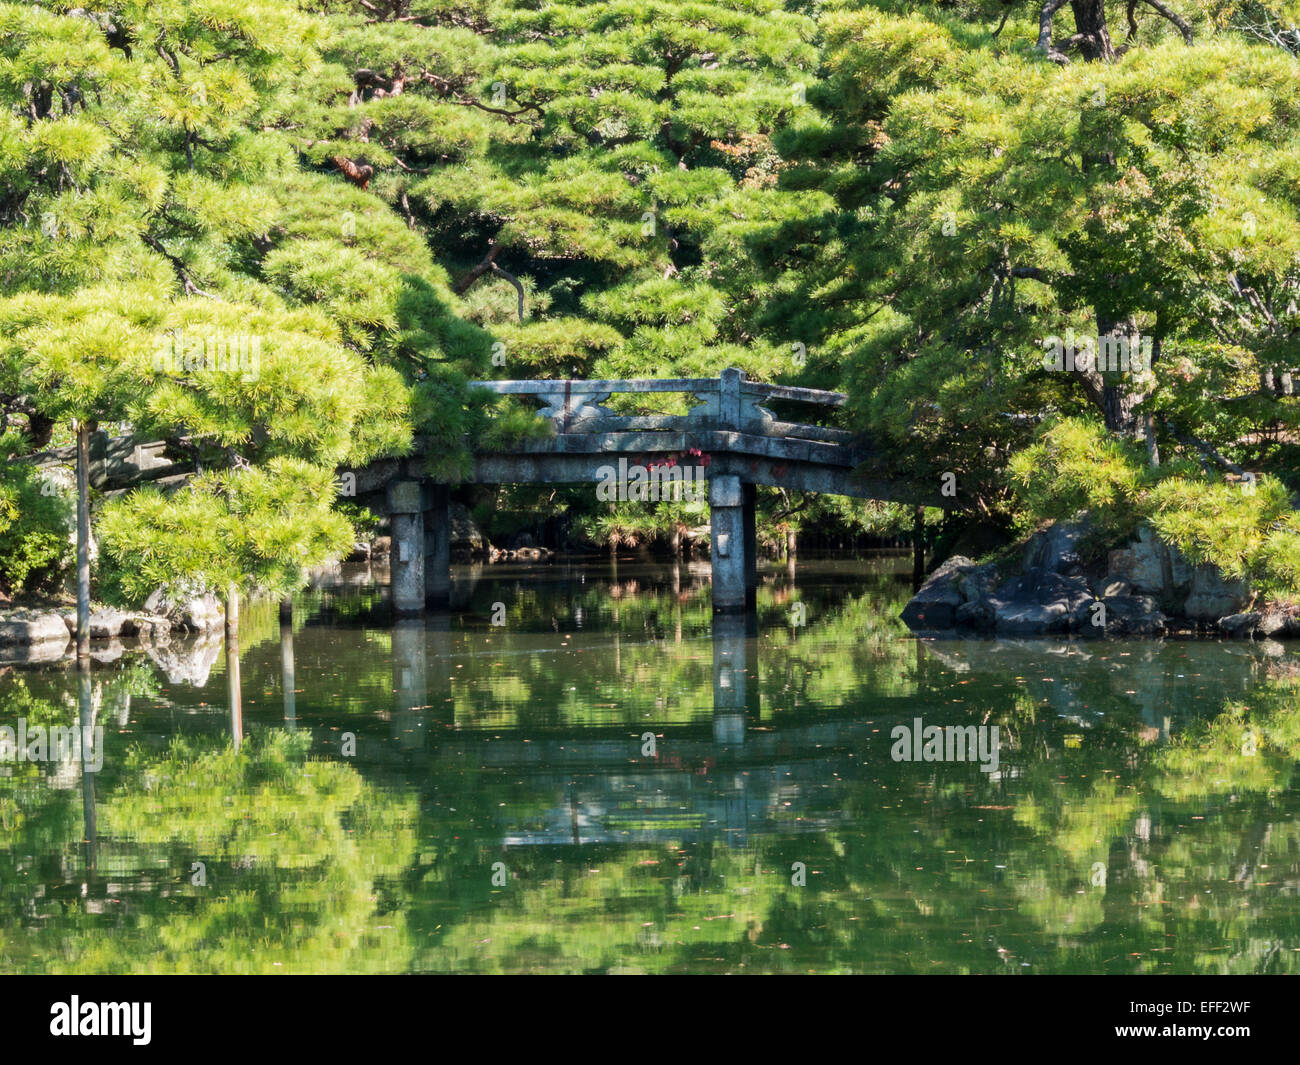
{"left": 902, "top": 520, "right": 1300, "bottom": 640}
{"left": 0, "top": 592, "right": 225, "bottom": 666}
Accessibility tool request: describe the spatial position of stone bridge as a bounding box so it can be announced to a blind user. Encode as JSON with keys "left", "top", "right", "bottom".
{"left": 373, "top": 369, "right": 939, "bottom": 613}
{"left": 30, "top": 369, "right": 939, "bottom": 614}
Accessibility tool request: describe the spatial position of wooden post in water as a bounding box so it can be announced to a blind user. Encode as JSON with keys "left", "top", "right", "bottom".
{"left": 226, "top": 582, "right": 242, "bottom": 749}
{"left": 75, "top": 421, "right": 91, "bottom": 662}
{"left": 78, "top": 661, "right": 97, "bottom": 876}
{"left": 280, "top": 606, "right": 296, "bottom": 731}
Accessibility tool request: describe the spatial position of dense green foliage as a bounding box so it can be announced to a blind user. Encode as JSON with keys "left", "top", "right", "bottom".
{"left": 0, "top": 438, "right": 69, "bottom": 596}
{"left": 2, "top": 0, "right": 1298, "bottom": 599}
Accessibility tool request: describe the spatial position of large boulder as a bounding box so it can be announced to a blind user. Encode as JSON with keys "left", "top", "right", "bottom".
{"left": 89, "top": 607, "right": 128, "bottom": 639}
{"left": 121, "top": 614, "right": 173, "bottom": 641}
{"left": 1182, "top": 565, "right": 1250, "bottom": 621}
{"left": 954, "top": 597, "right": 997, "bottom": 631}
{"left": 143, "top": 588, "right": 224, "bottom": 633}
{"left": 1091, "top": 576, "right": 1132, "bottom": 599}
{"left": 1106, "top": 523, "right": 1193, "bottom": 596}
{"left": 1257, "top": 611, "right": 1290, "bottom": 639}
{"left": 956, "top": 562, "right": 1000, "bottom": 603}
{"left": 991, "top": 570, "right": 1091, "bottom": 636}
{"left": 900, "top": 556, "right": 976, "bottom": 630}
{"left": 0, "top": 610, "right": 72, "bottom": 646}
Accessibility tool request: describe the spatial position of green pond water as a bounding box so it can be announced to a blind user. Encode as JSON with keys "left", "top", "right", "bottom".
{"left": 2, "top": 555, "right": 1299, "bottom": 974}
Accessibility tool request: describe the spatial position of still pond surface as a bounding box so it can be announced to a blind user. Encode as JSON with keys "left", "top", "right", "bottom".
{"left": 2, "top": 555, "right": 1298, "bottom": 973}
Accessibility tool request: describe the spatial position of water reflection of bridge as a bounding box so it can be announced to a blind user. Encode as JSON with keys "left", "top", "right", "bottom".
{"left": 375, "top": 612, "right": 938, "bottom": 846}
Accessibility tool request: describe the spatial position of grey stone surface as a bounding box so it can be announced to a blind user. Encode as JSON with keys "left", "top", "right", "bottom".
{"left": 1106, "top": 523, "right": 1193, "bottom": 595}
{"left": 900, "top": 555, "right": 975, "bottom": 630}
{"left": 994, "top": 599, "right": 1073, "bottom": 636}
{"left": 1098, "top": 595, "right": 1165, "bottom": 636}
{"left": 0, "top": 610, "right": 72, "bottom": 646}
{"left": 1219, "top": 612, "right": 1262, "bottom": 638}
{"left": 1092, "top": 576, "right": 1132, "bottom": 598}
{"left": 1182, "top": 565, "right": 1249, "bottom": 620}
{"left": 1023, "top": 518, "right": 1091, "bottom": 574}
{"left": 1257, "top": 611, "right": 1289, "bottom": 638}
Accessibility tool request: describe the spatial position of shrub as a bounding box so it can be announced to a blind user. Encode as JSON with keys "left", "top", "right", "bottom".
{"left": 0, "top": 451, "right": 71, "bottom": 597}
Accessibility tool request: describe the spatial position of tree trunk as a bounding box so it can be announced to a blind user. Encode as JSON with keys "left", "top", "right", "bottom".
{"left": 1073, "top": 315, "right": 1151, "bottom": 442}
{"left": 75, "top": 421, "right": 91, "bottom": 662}
{"left": 1070, "top": 0, "right": 1117, "bottom": 61}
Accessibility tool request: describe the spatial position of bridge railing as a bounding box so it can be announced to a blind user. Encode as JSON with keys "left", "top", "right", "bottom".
{"left": 469, "top": 368, "right": 855, "bottom": 445}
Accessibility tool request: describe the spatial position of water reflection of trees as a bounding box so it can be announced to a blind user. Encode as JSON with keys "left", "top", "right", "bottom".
{"left": 3, "top": 562, "right": 1299, "bottom": 973}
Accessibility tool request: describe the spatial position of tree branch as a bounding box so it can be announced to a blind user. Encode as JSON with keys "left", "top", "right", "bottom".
{"left": 1038, "top": 0, "right": 1073, "bottom": 63}
{"left": 142, "top": 234, "right": 221, "bottom": 299}
{"left": 1139, "top": 0, "right": 1194, "bottom": 43}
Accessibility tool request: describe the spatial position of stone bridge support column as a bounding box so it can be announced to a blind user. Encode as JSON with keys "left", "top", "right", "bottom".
{"left": 710, "top": 474, "right": 756, "bottom": 612}
{"left": 424, "top": 483, "right": 451, "bottom": 609}
{"left": 387, "top": 480, "right": 425, "bottom": 615}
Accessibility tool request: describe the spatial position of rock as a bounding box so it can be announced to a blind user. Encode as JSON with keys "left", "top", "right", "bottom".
{"left": 0, "top": 610, "right": 73, "bottom": 646}
{"left": 954, "top": 598, "right": 996, "bottom": 631}
{"left": 121, "top": 614, "right": 172, "bottom": 641}
{"left": 177, "top": 595, "right": 223, "bottom": 633}
{"left": 1182, "top": 565, "right": 1250, "bottom": 621}
{"left": 956, "top": 563, "right": 1000, "bottom": 603}
{"left": 994, "top": 599, "right": 1074, "bottom": 636}
{"left": 89, "top": 607, "right": 127, "bottom": 639}
{"left": 449, "top": 502, "right": 485, "bottom": 558}
{"left": 1257, "top": 611, "right": 1289, "bottom": 638}
{"left": 1023, "top": 518, "right": 1092, "bottom": 575}
{"left": 141, "top": 588, "right": 224, "bottom": 632}
{"left": 900, "top": 556, "right": 976, "bottom": 630}
{"left": 370, "top": 536, "right": 392, "bottom": 558}
{"left": 1219, "top": 612, "right": 1261, "bottom": 638}
{"left": 1097, "top": 595, "right": 1165, "bottom": 636}
{"left": 987, "top": 569, "right": 1092, "bottom": 636}
{"left": 1092, "top": 576, "right": 1132, "bottom": 598}
{"left": 1107, "top": 522, "right": 1193, "bottom": 596}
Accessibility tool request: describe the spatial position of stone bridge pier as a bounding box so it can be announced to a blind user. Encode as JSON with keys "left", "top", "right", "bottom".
{"left": 386, "top": 480, "right": 451, "bottom": 613}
